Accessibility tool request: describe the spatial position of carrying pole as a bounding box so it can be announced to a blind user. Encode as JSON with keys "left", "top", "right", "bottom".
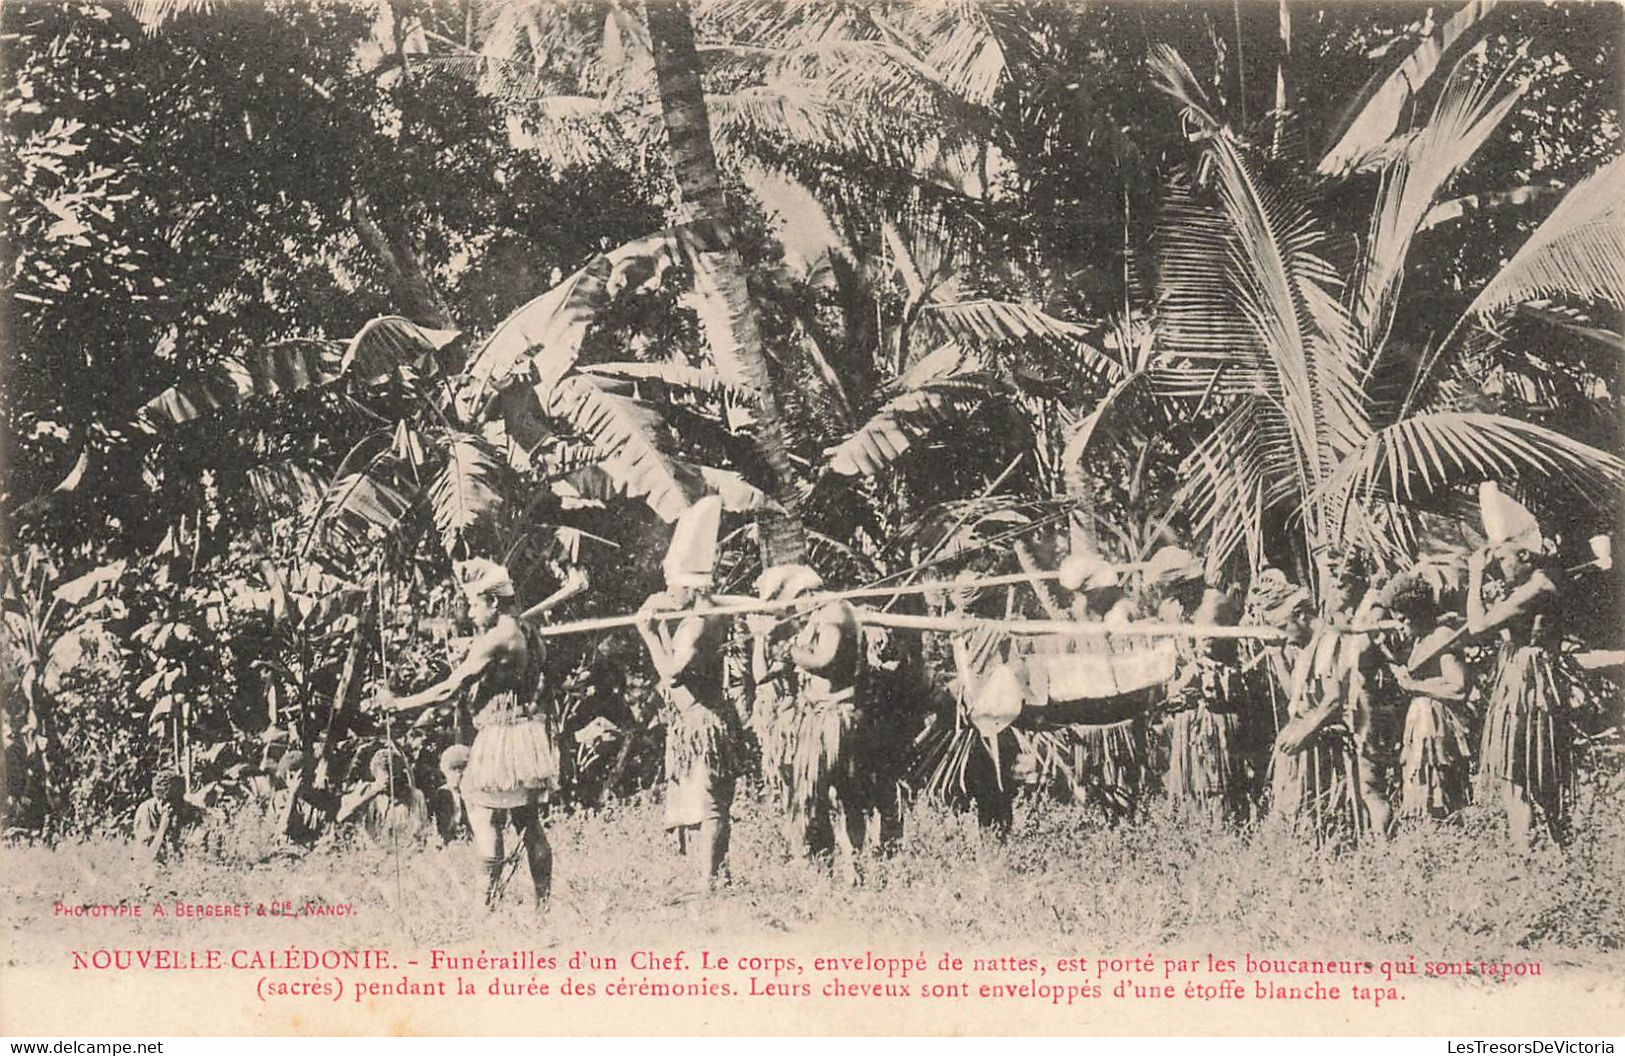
{"left": 526, "top": 569, "right": 1068, "bottom": 638}
{"left": 857, "top": 610, "right": 1291, "bottom": 641}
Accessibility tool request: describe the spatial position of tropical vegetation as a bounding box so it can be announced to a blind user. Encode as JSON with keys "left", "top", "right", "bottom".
{"left": 3, "top": 0, "right": 1621, "bottom": 834}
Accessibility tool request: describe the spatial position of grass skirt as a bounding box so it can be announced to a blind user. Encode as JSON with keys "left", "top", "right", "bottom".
{"left": 1016, "top": 718, "right": 1144, "bottom": 815}
{"left": 1398, "top": 697, "right": 1471, "bottom": 818}
{"left": 1269, "top": 725, "right": 1362, "bottom": 841}
{"left": 911, "top": 717, "right": 1017, "bottom": 830}
{"left": 463, "top": 706, "right": 561, "bottom": 810}
{"left": 664, "top": 697, "right": 747, "bottom": 829}
{"left": 1167, "top": 705, "right": 1244, "bottom": 807}
{"left": 761, "top": 697, "right": 801, "bottom": 810}
{"left": 786, "top": 693, "right": 867, "bottom": 820}
{"left": 1478, "top": 643, "right": 1572, "bottom": 824}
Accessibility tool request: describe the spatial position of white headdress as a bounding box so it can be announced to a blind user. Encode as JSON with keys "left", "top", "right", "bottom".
{"left": 663, "top": 496, "right": 723, "bottom": 590}
{"left": 1479, "top": 482, "right": 1544, "bottom": 555}
{"left": 1058, "top": 551, "right": 1118, "bottom": 593}
{"left": 1143, "top": 545, "right": 1204, "bottom": 589}
{"left": 455, "top": 558, "right": 514, "bottom": 601}
{"left": 756, "top": 562, "right": 824, "bottom": 601}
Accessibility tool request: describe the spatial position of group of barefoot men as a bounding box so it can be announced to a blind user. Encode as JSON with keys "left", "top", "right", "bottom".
{"left": 134, "top": 485, "right": 1594, "bottom": 907}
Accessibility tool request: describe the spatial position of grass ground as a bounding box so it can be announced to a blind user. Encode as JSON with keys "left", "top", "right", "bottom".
{"left": 8, "top": 773, "right": 1624, "bottom": 968}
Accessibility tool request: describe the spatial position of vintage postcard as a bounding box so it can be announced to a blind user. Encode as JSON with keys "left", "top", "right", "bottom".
{"left": 3, "top": 0, "right": 1622, "bottom": 1038}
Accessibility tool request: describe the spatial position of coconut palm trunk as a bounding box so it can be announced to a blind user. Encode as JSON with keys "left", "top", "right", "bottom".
{"left": 644, "top": 0, "right": 807, "bottom": 566}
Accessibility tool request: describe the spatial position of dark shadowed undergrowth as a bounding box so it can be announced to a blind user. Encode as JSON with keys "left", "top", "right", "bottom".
{"left": 6, "top": 773, "right": 1623, "bottom": 974}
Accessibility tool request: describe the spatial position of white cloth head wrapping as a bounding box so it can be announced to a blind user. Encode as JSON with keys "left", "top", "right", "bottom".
{"left": 456, "top": 557, "right": 514, "bottom": 601}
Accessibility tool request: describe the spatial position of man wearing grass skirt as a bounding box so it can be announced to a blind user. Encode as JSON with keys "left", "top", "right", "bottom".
{"left": 765, "top": 564, "right": 873, "bottom": 883}
{"left": 636, "top": 497, "right": 749, "bottom": 892}
{"left": 1152, "top": 548, "right": 1248, "bottom": 822}
{"left": 1377, "top": 572, "right": 1472, "bottom": 822}
{"left": 1467, "top": 483, "right": 1574, "bottom": 846}
{"left": 381, "top": 559, "right": 560, "bottom": 907}
{"left": 1271, "top": 548, "right": 1386, "bottom": 842}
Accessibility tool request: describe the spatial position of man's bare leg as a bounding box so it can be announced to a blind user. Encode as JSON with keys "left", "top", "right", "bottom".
{"left": 467, "top": 805, "right": 506, "bottom": 907}
{"left": 693, "top": 819, "right": 716, "bottom": 887}
{"left": 1504, "top": 784, "right": 1536, "bottom": 846}
{"left": 512, "top": 806, "right": 552, "bottom": 906}
{"left": 1360, "top": 770, "right": 1393, "bottom": 840}
{"left": 830, "top": 793, "right": 863, "bottom": 887}
{"left": 876, "top": 787, "right": 903, "bottom": 854}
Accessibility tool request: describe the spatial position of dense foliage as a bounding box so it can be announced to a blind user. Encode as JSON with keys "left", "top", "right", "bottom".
{"left": 3, "top": 0, "right": 1621, "bottom": 834}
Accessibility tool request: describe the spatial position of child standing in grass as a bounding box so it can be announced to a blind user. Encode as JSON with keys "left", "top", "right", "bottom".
{"left": 133, "top": 770, "right": 203, "bottom": 862}
{"left": 431, "top": 744, "right": 471, "bottom": 843}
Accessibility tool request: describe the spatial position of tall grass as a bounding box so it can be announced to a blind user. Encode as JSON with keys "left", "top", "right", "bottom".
{"left": 7, "top": 774, "right": 1622, "bottom": 971}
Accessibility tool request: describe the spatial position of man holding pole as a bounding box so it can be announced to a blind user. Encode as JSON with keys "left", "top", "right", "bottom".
{"left": 782, "top": 571, "right": 870, "bottom": 883}
{"left": 636, "top": 497, "right": 748, "bottom": 893}
{"left": 380, "top": 560, "right": 560, "bottom": 908}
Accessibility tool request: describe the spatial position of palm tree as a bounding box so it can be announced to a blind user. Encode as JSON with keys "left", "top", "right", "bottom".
{"left": 1104, "top": 35, "right": 1624, "bottom": 586}
{"left": 137, "top": 316, "right": 511, "bottom": 559}
{"left": 644, "top": 0, "right": 805, "bottom": 563}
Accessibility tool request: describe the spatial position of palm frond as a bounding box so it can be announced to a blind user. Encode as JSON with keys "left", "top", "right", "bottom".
{"left": 1419, "top": 183, "right": 1562, "bottom": 233}
{"left": 1515, "top": 303, "right": 1625, "bottom": 354}
{"left": 428, "top": 433, "right": 504, "bottom": 553}
{"left": 1462, "top": 152, "right": 1625, "bottom": 321}
{"left": 1147, "top": 44, "right": 1221, "bottom": 138}
{"left": 1356, "top": 54, "right": 1526, "bottom": 352}
{"left": 538, "top": 375, "right": 698, "bottom": 522}
{"left": 1170, "top": 397, "right": 1281, "bottom": 570}
{"left": 918, "top": 6, "right": 1008, "bottom": 106}
{"left": 894, "top": 342, "right": 986, "bottom": 391}
{"left": 127, "top": 0, "right": 216, "bottom": 32}
{"left": 1318, "top": 0, "right": 1501, "bottom": 176}
{"left": 826, "top": 375, "right": 990, "bottom": 477}
{"left": 1060, "top": 369, "right": 1157, "bottom": 496}
{"left": 1159, "top": 136, "right": 1367, "bottom": 487}
{"left": 700, "top": 0, "right": 893, "bottom": 50}
{"left": 246, "top": 460, "right": 326, "bottom": 518}
{"left": 580, "top": 361, "right": 749, "bottom": 401}
{"left": 311, "top": 460, "right": 416, "bottom": 555}
{"left": 465, "top": 221, "right": 720, "bottom": 406}
{"left": 706, "top": 85, "right": 943, "bottom": 172}
{"left": 710, "top": 36, "right": 981, "bottom": 132}
{"left": 918, "top": 300, "right": 1115, "bottom": 378}
{"left": 697, "top": 466, "right": 776, "bottom": 512}
{"left": 341, "top": 316, "right": 462, "bottom": 384}
{"left": 602, "top": 2, "right": 656, "bottom": 84}
{"left": 139, "top": 340, "right": 341, "bottom": 426}
{"left": 1322, "top": 410, "right": 1625, "bottom": 511}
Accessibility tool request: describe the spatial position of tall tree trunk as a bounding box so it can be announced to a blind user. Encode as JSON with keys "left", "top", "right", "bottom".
{"left": 351, "top": 196, "right": 455, "bottom": 330}
{"left": 1272, "top": 0, "right": 1292, "bottom": 158}
{"left": 320, "top": 599, "right": 375, "bottom": 755}
{"left": 349, "top": 1, "right": 455, "bottom": 332}
{"left": 644, "top": 0, "right": 806, "bottom": 566}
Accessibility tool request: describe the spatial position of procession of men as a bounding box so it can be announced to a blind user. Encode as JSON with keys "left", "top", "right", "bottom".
{"left": 135, "top": 483, "right": 1608, "bottom": 908}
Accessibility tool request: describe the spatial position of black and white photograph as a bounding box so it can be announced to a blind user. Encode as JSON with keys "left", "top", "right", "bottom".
{"left": 1, "top": 0, "right": 1622, "bottom": 1038}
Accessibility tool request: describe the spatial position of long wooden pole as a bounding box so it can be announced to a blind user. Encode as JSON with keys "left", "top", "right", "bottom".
{"left": 528, "top": 569, "right": 1067, "bottom": 638}
{"left": 858, "top": 611, "right": 1290, "bottom": 641}
{"left": 526, "top": 567, "right": 1308, "bottom": 642}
